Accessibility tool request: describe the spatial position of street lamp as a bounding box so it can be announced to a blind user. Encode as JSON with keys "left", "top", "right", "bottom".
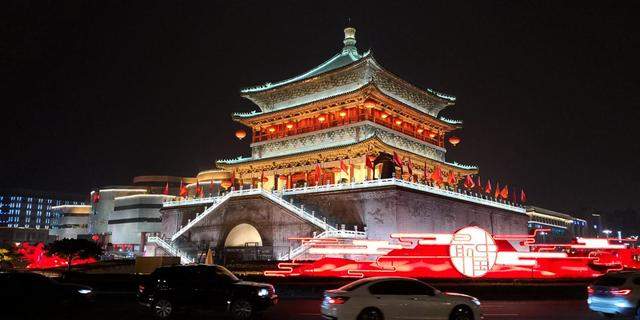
{"left": 602, "top": 229, "right": 612, "bottom": 238}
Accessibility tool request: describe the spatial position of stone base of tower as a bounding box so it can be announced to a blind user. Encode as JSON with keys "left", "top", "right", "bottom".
{"left": 289, "top": 186, "right": 528, "bottom": 240}
{"left": 160, "top": 185, "right": 529, "bottom": 262}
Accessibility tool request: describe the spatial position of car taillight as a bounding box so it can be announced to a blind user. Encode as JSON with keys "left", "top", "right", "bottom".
{"left": 610, "top": 289, "right": 631, "bottom": 296}
{"left": 138, "top": 284, "right": 145, "bottom": 293}
{"left": 587, "top": 286, "right": 594, "bottom": 294}
{"left": 326, "top": 296, "right": 350, "bottom": 304}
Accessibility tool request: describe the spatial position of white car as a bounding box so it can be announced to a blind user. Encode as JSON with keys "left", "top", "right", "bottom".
{"left": 588, "top": 271, "right": 640, "bottom": 319}
{"left": 321, "top": 276, "right": 482, "bottom": 320}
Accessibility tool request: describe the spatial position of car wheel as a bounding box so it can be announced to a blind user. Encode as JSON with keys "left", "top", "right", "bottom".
{"left": 450, "top": 305, "right": 474, "bottom": 320}
{"left": 230, "top": 299, "right": 254, "bottom": 320}
{"left": 153, "top": 299, "right": 173, "bottom": 319}
{"left": 357, "top": 307, "right": 384, "bottom": 320}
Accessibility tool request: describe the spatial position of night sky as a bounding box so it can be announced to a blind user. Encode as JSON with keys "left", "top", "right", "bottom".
{"left": 2, "top": 1, "right": 639, "bottom": 227}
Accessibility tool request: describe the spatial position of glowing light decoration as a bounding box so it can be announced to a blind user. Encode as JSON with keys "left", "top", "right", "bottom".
{"left": 318, "top": 115, "right": 326, "bottom": 122}
{"left": 381, "top": 113, "right": 389, "bottom": 119}
{"left": 395, "top": 119, "right": 402, "bottom": 125}
{"left": 286, "top": 123, "right": 294, "bottom": 129}
{"left": 339, "top": 111, "right": 347, "bottom": 117}
{"left": 449, "top": 226, "right": 498, "bottom": 277}
{"left": 449, "top": 136, "right": 461, "bottom": 146}
{"left": 235, "top": 129, "right": 247, "bottom": 140}
{"left": 16, "top": 242, "right": 96, "bottom": 269}
{"left": 417, "top": 128, "right": 424, "bottom": 134}
{"left": 429, "top": 131, "right": 437, "bottom": 138}
{"left": 268, "top": 127, "right": 276, "bottom": 133}
{"left": 266, "top": 226, "right": 640, "bottom": 280}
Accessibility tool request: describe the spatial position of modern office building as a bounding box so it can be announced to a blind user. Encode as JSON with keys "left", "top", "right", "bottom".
{"left": 0, "top": 189, "right": 85, "bottom": 229}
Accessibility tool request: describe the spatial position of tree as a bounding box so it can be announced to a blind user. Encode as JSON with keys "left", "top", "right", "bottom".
{"left": 0, "top": 244, "right": 21, "bottom": 269}
{"left": 45, "top": 239, "right": 102, "bottom": 271}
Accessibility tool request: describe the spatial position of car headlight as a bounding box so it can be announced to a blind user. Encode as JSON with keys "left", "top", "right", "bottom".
{"left": 258, "top": 288, "right": 269, "bottom": 297}
{"left": 78, "top": 289, "right": 92, "bottom": 295}
{"left": 471, "top": 298, "right": 481, "bottom": 306}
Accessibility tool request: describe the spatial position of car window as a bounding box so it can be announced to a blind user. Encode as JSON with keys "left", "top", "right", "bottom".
{"left": 214, "top": 266, "right": 239, "bottom": 282}
{"left": 369, "top": 279, "right": 435, "bottom": 296}
{"left": 339, "top": 278, "right": 375, "bottom": 291}
{"left": 594, "top": 275, "right": 626, "bottom": 286}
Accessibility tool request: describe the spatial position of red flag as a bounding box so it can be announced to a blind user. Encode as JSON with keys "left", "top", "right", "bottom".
{"left": 407, "top": 158, "right": 414, "bottom": 176}
{"left": 393, "top": 151, "right": 403, "bottom": 167}
{"left": 349, "top": 160, "right": 354, "bottom": 181}
{"left": 447, "top": 171, "right": 456, "bottom": 185}
{"left": 196, "top": 180, "right": 202, "bottom": 197}
{"left": 179, "top": 180, "right": 188, "bottom": 197}
{"left": 485, "top": 179, "right": 492, "bottom": 194}
{"left": 430, "top": 165, "right": 443, "bottom": 185}
{"left": 464, "top": 175, "right": 475, "bottom": 189}
{"left": 365, "top": 155, "right": 374, "bottom": 170}
{"left": 340, "top": 159, "right": 348, "bottom": 174}
{"left": 494, "top": 182, "right": 500, "bottom": 198}
{"left": 315, "top": 164, "right": 323, "bottom": 184}
{"left": 92, "top": 192, "right": 100, "bottom": 203}
{"left": 500, "top": 185, "right": 509, "bottom": 199}
{"left": 520, "top": 189, "right": 527, "bottom": 203}
{"left": 424, "top": 161, "right": 429, "bottom": 180}
{"left": 162, "top": 182, "right": 169, "bottom": 195}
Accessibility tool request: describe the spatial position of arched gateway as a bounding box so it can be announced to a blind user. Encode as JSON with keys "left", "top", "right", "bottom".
{"left": 224, "top": 223, "right": 263, "bottom": 247}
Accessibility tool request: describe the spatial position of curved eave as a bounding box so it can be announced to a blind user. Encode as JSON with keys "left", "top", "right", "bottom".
{"left": 240, "top": 54, "right": 455, "bottom": 107}
{"left": 216, "top": 135, "right": 477, "bottom": 174}
{"left": 233, "top": 83, "right": 460, "bottom": 131}
{"left": 240, "top": 50, "right": 369, "bottom": 94}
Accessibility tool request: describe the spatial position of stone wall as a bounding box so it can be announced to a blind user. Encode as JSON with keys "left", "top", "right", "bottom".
{"left": 289, "top": 186, "right": 528, "bottom": 241}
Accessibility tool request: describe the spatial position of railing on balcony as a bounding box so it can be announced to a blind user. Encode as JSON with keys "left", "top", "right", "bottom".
{"left": 164, "top": 178, "right": 526, "bottom": 215}
{"left": 147, "top": 236, "right": 194, "bottom": 264}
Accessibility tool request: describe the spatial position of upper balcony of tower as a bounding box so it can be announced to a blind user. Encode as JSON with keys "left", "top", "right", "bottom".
{"left": 238, "top": 27, "right": 456, "bottom": 119}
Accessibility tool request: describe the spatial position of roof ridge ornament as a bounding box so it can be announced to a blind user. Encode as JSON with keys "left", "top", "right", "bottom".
{"left": 342, "top": 27, "right": 358, "bottom": 55}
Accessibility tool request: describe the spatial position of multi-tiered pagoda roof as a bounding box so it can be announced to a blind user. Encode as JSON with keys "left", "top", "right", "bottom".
{"left": 218, "top": 27, "right": 475, "bottom": 188}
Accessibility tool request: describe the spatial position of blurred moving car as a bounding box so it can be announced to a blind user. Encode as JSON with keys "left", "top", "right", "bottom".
{"left": 0, "top": 271, "right": 94, "bottom": 318}
{"left": 321, "top": 276, "right": 482, "bottom": 320}
{"left": 588, "top": 271, "right": 640, "bottom": 319}
{"left": 137, "top": 264, "right": 277, "bottom": 319}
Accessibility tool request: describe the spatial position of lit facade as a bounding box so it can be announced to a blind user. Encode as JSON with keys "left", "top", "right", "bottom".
{"left": 217, "top": 27, "right": 475, "bottom": 189}
{"left": 0, "top": 189, "right": 85, "bottom": 229}
{"left": 152, "top": 28, "right": 540, "bottom": 264}
{"left": 50, "top": 205, "right": 91, "bottom": 240}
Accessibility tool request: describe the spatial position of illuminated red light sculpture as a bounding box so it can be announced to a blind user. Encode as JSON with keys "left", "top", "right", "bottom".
{"left": 265, "top": 226, "right": 640, "bottom": 279}
{"left": 16, "top": 242, "right": 96, "bottom": 269}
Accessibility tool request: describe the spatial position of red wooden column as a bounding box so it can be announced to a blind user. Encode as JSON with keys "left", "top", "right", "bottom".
{"left": 274, "top": 174, "right": 279, "bottom": 190}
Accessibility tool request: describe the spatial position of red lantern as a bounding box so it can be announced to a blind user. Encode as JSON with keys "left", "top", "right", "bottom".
{"left": 235, "top": 129, "right": 247, "bottom": 140}
{"left": 91, "top": 234, "right": 99, "bottom": 241}
{"left": 448, "top": 136, "right": 461, "bottom": 146}
{"left": 221, "top": 180, "right": 233, "bottom": 189}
